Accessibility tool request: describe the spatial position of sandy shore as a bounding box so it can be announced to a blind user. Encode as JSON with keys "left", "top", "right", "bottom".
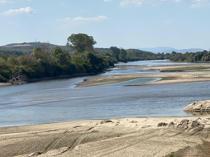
{"left": 78, "top": 63, "right": 210, "bottom": 87}
{"left": 0, "top": 82, "right": 11, "bottom": 87}
{"left": 2, "top": 63, "right": 210, "bottom": 88}
{"left": 1, "top": 117, "right": 210, "bottom": 157}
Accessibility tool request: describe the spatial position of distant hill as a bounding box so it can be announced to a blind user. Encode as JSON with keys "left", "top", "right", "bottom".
{"left": 126, "top": 49, "right": 164, "bottom": 60}
{"left": 140, "top": 47, "right": 204, "bottom": 53}
{"left": 0, "top": 43, "right": 206, "bottom": 56}
{"left": 0, "top": 42, "right": 73, "bottom": 55}
{"left": 0, "top": 42, "right": 155, "bottom": 56}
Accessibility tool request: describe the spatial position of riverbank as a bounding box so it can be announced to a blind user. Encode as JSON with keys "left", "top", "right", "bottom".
{"left": 78, "top": 63, "right": 210, "bottom": 87}
{"left": 2, "top": 61, "right": 210, "bottom": 88}
{"left": 0, "top": 72, "right": 103, "bottom": 87}
{"left": 184, "top": 100, "right": 210, "bottom": 112}
{"left": 0, "top": 117, "right": 209, "bottom": 157}
{"left": 0, "top": 82, "right": 11, "bottom": 87}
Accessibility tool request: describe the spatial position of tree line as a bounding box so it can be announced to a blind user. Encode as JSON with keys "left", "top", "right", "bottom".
{"left": 0, "top": 33, "right": 164, "bottom": 84}
{"left": 168, "top": 51, "right": 210, "bottom": 62}
{"left": 2, "top": 33, "right": 207, "bottom": 84}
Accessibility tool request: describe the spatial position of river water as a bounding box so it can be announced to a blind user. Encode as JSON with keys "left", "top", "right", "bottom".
{"left": 0, "top": 60, "right": 209, "bottom": 127}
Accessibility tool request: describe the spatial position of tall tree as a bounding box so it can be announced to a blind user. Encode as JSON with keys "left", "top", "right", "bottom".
{"left": 52, "top": 47, "right": 71, "bottom": 65}
{"left": 67, "top": 33, "right": 96, "bottom": 53}
{"left": 110, "top": 47, "right": 121, "bottom": 61}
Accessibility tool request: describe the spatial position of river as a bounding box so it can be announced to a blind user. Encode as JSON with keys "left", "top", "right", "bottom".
{"left": 0, "top": 60, "right": 209, "bottom": 127}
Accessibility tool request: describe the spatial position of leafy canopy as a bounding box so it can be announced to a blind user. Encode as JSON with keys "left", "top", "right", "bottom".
{"left": 67, "top": 33, "right": 96, "bottom": 52}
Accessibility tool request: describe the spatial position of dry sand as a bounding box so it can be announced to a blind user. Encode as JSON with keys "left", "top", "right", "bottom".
{"left": 1, "top": 63, "right": 210, "bottom": 157}
{"left": 1, "top": 117, "right": 210, "bottom": 157}
{"left": 184, "top": 100, "right": 210, "bottom": 112}
{"left": 78, "top": 63, "right": 210, "bottom": 87}
{"left": 0, "top": 82, "right": 11, "bottom": 87}
{"left": 1, "top": 63, "right": 210, "bottom": 88}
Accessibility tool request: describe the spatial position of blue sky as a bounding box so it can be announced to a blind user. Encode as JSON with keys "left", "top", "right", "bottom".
{"left": 0, "top": 0, "right": 210, "bottom": 49}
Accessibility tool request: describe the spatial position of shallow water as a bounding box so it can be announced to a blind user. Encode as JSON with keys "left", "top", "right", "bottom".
{"left": 102, "top": 60, "right": 189, "bottom": 76}
{"left": 0, "top": 60, "right": 209, "bottom": 127}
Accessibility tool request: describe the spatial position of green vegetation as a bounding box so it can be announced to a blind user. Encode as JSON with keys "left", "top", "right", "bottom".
{"left": 97, "top": 47, "right": 165, "bottom": 63}
{"left": 168, "top": 51, "right": 210, "bottom": 62}
{"left": 0, "top": 34, "right": 111, "bottom": 83}
{"left": 67, "top": 33, "right": 96, "bottom": 52}
{"left": 0, "top": 33, "right": 163, "bottom": 84}
{"left": 160, "top": 66, "right": 210, "bottom": 72}
{"left": 3, "top": 33, "right": 207, "bottom": 84}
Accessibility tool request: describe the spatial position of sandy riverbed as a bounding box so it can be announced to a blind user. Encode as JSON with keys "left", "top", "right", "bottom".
{"left": 0, "top": 117, "right": 210, "bottom": 157}
{"left": 0, "top": 82, "right": 11, "bottom": 87}
{"left": 78, "top": 63, "right": 210, "bottom": 87}
{"left": 2, "top": 63, "right": 210, "bottom": 88}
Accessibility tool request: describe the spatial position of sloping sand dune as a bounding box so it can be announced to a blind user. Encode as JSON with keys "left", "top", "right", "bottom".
{"left": 0, "top": 117, "right": 209, "bottom": 157}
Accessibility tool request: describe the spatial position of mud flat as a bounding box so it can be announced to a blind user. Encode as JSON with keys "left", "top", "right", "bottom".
{"left": 0, "top": 117, "right": 210, "bottom": 157}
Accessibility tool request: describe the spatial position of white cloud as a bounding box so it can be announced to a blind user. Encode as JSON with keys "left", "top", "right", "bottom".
{"left": 0, "top": 0, "right": 31, "bottom": 4}
{"left": 117, "top": 0, "right": 210, "bottom": 7}
{"left": 2, "top": 7, "right": 33, "bottom": 16}
{"left": 62, "top": 16, "right": 108, "bottom": 23}
{"left": 58, "top": 15, "right": 108, "bottom": 30}
{"left": 191, "top": 0, "right": 210, "bottom": 8}
{"left": 120, "top": 0, "right": 145, "bottom": 6}
{"left": 0, "top": 0, "right": 31, "bottom": 5}
{"left": 0, "top": 0, "right": 9, "bottom": 4}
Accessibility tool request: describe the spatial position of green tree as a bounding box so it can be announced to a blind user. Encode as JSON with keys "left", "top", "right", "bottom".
{"left": 32, "top": 48, "right": 46, "bottom": 60}
{"left": 119, "top": 49, "right": 128, "bottom": 62}
{"left": 67, "top": 33, "right": 96, "bottom": 52}
{"left": 0, "top": 58, "right": 12, "bottom": 82}
{"left": 110, "top": 47, "right": 121, "bottom": 61}
{"left": 52, "top": 47, "right": 71, "bottom": 65}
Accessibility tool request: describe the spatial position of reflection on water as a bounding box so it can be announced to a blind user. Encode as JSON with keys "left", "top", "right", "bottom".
{"left": 116, "top": 60, "right": 189, "bottom": 66}
{"left": 0, "top": 60, "right": 209, "bottom": 127}
{"left": 102, "top": 60, "right": 189, "bottom": 76}
{"left": 118, "top": 78, "right": 160, "bottom": 86}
